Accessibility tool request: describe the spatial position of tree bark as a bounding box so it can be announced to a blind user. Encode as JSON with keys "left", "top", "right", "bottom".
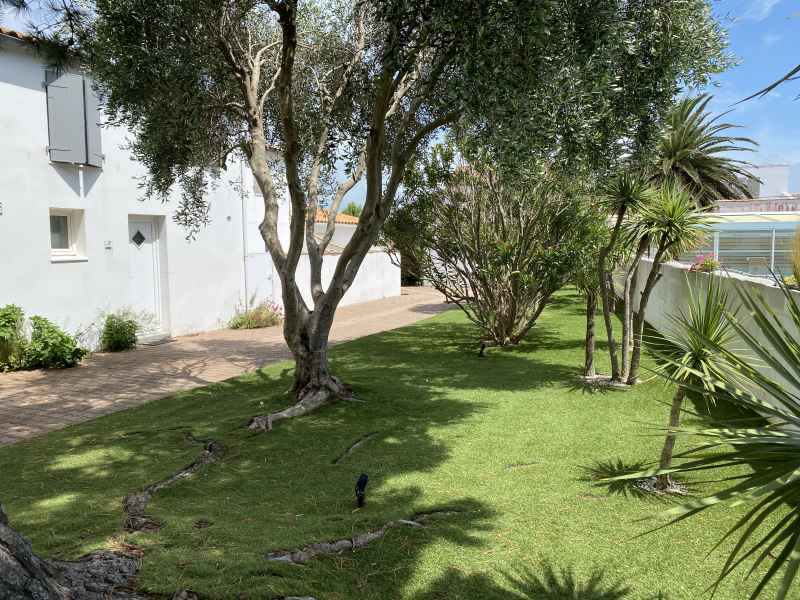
{"left": 248, "top": 311, "right": 351, "bottom": 432}
{"left": 626, "top": 248, "right": 665, "bottom": 385}
{"left": 621, "top": 237, "right": 648, "bottom": 380}
{"left": 597, "top": 207, "right": 626, "bottom": 382}
{"left": 583, "top": 289, "right": 597, "bottom": 378}
{"left": 656, "top": 386, "right": 686, "bottom": 490}
{"left": 0, "top": 503, "right": 143, "bottom": 600}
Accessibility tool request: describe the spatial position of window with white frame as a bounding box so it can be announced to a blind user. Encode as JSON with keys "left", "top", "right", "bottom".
{"left": 49, "top": 209, "right": 86, "bottom": 260}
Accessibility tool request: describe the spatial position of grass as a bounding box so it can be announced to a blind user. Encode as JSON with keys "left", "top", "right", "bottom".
{"left": 0, "top": 289, "right": 791, "bottom": 599}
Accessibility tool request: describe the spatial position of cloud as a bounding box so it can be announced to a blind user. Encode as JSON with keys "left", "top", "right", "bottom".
{"left": 742, "top": 0, "right": 783, "bottom": 21}
{"left": 762, "top": 32, "right": 783, "bottom": 46}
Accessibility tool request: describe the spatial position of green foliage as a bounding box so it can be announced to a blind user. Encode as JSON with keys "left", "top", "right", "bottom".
{"left": 229, "top": 302, "right": 283, "bottom": 330}
{"left": 342, "top": 202, "right": 361, "bottom": 218}
{"left": 654, "top": 95, "right": 757, "bottom": 206}
{"left": 392, "top": 145, "right": 600, "bottom": 345}
{"left": 100, "top": 313, "right": 138, "bottom": 352}
{"left": 614, "top": 275, "right": 800, "bottom": 599}
{"left": 0, "top": 304, "right": 25, "bottom": 370}
{"left": 654, "top": 274, "right": 735, "bottom": 396}
{"left": 689, "top": 253, "right": 720, "bottom": 273}
{"left": 630, "top": 180, "right": 711, "bottom": 261}
{"left": 21, "top": 316, "right": 87, "bottom": 370}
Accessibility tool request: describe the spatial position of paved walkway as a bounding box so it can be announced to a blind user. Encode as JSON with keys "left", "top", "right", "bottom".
{"left": 0, "top": 287, "right": 447, "bottom": 445}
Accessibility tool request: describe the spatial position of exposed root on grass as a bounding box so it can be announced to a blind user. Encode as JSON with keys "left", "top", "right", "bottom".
{"left": 122, "top": 434, "right": 222, "bottom": 532}
{"left": 265, "top": 510, "right": 463, "bottom": 565}
{"left": 332, "top": 432, "right": 380, "bottom": 465}
{"left": 248, "top": 378, "right": 351, "bottom": 433}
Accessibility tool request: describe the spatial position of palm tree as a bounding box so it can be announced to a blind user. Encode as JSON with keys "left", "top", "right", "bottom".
{"left": 626, "top": 181, "right": 710, "bottom": 384}
{"left": 613, "top": 276, "right": 800, "bottom": 599}
{"left": 597, "top": 173, "right": 655, "bottom": 382}
{"left": 654, "top": 95, "right": 757, "bottom": 207}
{"left": 650, "top": 274, "right": 734, "bottom": 491}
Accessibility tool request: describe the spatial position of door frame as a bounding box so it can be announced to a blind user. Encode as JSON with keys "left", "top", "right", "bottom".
{"left": 128, "top": 215, "right": 169, "bottom": 336}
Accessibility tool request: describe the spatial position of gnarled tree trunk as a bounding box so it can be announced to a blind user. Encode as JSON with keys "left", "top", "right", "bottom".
{"left": 621, "top": 237, "right": 648, "bottom": 380}
{"left": 0, "top": 503, "right": 143, "bottom": 600}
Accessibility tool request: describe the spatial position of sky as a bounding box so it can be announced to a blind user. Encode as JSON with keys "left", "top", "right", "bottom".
{"left": 6, "top": 0, "right": 799, "bottom": 194}
{"left": 702, "top": 0, "right": 800, "bottom": 190}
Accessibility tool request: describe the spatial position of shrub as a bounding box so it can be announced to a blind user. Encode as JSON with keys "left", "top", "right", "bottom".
{"left": 229, "top": 302, "right": 283, "bottom": 329}
{"left": 22, "top": 316, "right": 87, "bottom": 369}
{"left": 689, "top": 253, "right": 719, "bottom": 273}
{"left": 0, "top": 304, "right": 26, "bottom": 371}
{"left": 101, "top": 313, "right": 138, "bottom": 352}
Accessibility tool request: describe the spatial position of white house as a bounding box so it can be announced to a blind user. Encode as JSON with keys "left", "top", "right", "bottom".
{"left": 0, "top": 27, "right": 400, "bottom": 345}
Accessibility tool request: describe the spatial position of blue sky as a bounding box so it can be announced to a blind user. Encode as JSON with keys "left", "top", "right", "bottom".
{"left": 7, "top": 1, "right": 799, "bottom": 193}
{"left": 702, "top": 0, "right": 799, "bottom": 189}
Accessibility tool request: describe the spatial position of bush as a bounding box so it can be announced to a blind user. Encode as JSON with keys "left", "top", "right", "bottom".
{"left": 22, "top": 316, "right": 87, "bottom": 369}
{"left": 689, "top": 253, "right": 719, "bottom": 273}
{"left": 229, "top": 302, "right": 283, "bottom": 329}
{"left": 101, "top": 313, "right": 138, "bottom": 352}
{"left": 0, "top": 304, "right": 26, "bottom": 371}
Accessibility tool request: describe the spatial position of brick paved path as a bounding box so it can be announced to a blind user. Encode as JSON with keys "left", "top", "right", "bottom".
{"left": 0, "top": 287, "right": 446, "bottom": 445}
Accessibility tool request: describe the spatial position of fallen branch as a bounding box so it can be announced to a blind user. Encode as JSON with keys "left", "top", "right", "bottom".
{"left": 265, "top": 510, "right": 462, "bottom": 565}
{"left": 123, "top": 435, "right": 222, "bottom": 532}
{"left": 332, "top": 432, "right": 379, "bottom": 465}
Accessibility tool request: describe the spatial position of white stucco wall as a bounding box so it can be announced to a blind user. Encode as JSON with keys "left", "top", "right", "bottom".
{"left": 1, "top": 37, "right": 401, "bottom": 344}
{"left": 622, "top": 258, "right": 800, "bottom": 411}
{"left": 0, "top": 40, "right": 254, "bottom": 341}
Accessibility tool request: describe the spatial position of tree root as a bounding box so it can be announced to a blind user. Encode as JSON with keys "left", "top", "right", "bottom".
{"left": 265, "top": 509, "right": 462, "bottom": 565}
{"left": 123, "top": 435, "right": 222, "bottom": 532}
{"left": 332, "top": 432, "right": 379, "bottom": 465}
{"left": 248, "top": 377, "right": 351, "bottom": 433}
{"left": 0, "top": 502, "right": 147, "bottom": 599}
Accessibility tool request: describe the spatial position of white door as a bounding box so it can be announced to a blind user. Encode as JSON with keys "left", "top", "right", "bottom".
{"left": 128, "top": 218, "right": 161, "bottom": 333}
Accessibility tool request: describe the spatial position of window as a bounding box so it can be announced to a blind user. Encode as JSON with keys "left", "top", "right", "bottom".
{"left": 45, "top": 71, "right": 103, "bottom": 168}
{"left": 50, "top": 215, "right": 70, "bottom": 250}
{"left": 49, "top": 209, "right": 87, "bottom": 261}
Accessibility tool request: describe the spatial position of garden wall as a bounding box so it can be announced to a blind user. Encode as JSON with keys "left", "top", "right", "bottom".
{"left": 618, "top": 259, "right": 800, "bottom": 411}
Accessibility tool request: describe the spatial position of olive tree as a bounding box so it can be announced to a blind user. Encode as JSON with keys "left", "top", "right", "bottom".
{"left": 37, "top": 0, "right": 731, "bottom": 431}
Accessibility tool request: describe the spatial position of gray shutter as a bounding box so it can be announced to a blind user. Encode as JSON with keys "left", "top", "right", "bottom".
{"left": 45, "top": 71, "right": 87, "bottom": 164}
{"left": 83, "top": 78, "right": 103, "bottom": 168}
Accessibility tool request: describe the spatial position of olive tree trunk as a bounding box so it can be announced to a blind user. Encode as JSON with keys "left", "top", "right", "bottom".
{"left": 0, "top": 503, "right": 142, "bottom": 600}
{"left": 656, "top": 386, "right": 686, "bottom": 490}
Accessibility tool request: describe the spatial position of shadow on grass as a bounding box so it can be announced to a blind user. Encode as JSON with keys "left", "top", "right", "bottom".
{"left": 415, "top": 562, "right": 632, "bottom": 599}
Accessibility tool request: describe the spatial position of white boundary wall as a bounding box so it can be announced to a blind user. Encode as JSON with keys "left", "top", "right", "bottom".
{"left": 621, "top": 259, "right": 800, "bottom": 411}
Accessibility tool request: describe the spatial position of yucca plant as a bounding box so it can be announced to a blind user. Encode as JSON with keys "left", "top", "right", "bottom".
{"left": 649, "top": 274, "right": 735, "bottom": 491}
{"left": 612, "top": 275, "right": 800, "bottom": 599}
{"left": 655, "top": 95, "right": 757, "bottom": 207}
{"left": 597, "top": 172, "right": 655, "bottom": 383}
{"left": 626, "top": 181, "right": 711, "bottom": 384}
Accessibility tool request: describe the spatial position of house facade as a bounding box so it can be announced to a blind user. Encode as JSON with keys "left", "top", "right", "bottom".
{"left": 0, "top": 28, "right": 400, "bottom": 345}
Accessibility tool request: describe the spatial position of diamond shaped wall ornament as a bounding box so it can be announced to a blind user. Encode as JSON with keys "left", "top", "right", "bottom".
{"left": 132, "top": 230, "right": 146, "bottom": 247}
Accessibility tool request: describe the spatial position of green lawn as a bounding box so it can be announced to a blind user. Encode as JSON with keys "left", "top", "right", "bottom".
{"left": 0, "top": 290, "right": 790, "bottom": 599}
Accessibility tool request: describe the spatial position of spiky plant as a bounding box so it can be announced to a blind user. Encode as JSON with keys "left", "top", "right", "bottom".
{"left": 598, "top": 172, "right": 656, "bottom": 382}
{"left": 612, "top": 275, "right": 800, "bottom": 599}
{"left": 650, "top": 273, "right": 735, "bottom": 490}
{"left": 626, "top": 181, "right": 711, "bottom": 384}
{"left": 655, "top": 95, "right": 757, "bottom": 207}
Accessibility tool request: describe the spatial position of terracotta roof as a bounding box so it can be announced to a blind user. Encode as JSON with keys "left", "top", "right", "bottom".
{"left": 0, "top": 26, "right": 36, "bottom": 44}
{"left": 315, "top": 209, "right": 359, "bottom": 225}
